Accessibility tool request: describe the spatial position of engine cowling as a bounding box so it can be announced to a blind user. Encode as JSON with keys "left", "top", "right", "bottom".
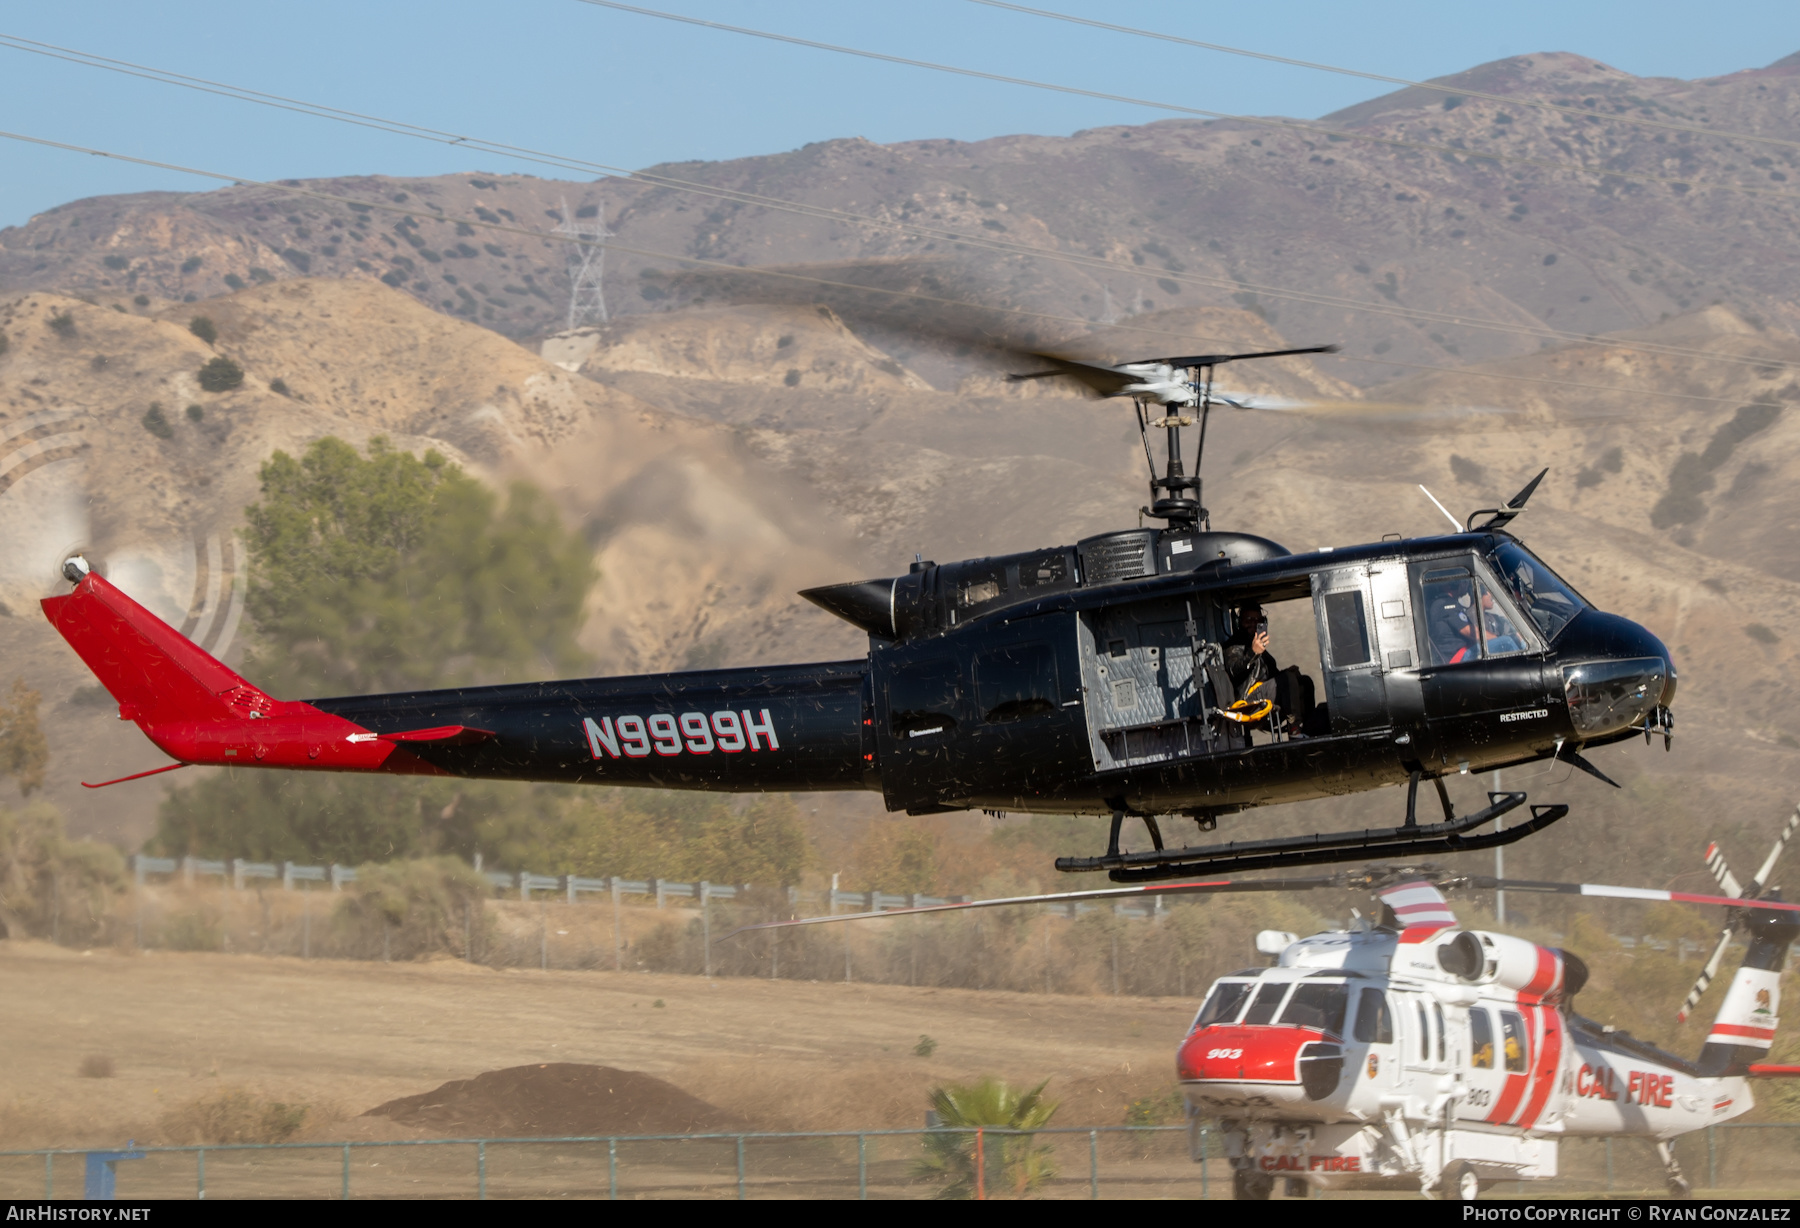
{"left": 1469, "top": 932, "right": 1575, "bottom": 1000}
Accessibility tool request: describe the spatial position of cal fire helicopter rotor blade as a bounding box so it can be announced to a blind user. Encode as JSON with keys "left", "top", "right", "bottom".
{"left": 1676, "top": 809, "right": 1799, "bottom": 1019}
{"left": 722, "top": 872, "right": 1354, "bottom": 937}
{"left": 1462, "top": 877, "right": 1800, "bottom": 915}
{"left": 1706, "top": 840, "right": 1746, "bottom": 900}
{"left": 729, "top": 864, "right": 1800, "bottom": 940}
{"left": 1678, "top": 929, "right": 1737, "bottom": 1024}
{"left": 1747, "top": 807, "right": 1800, "bottom": 896}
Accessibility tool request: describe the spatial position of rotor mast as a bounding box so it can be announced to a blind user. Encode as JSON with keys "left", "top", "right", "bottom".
{"left": 1140, "top": 361, "right": 1216, "bottom": 531}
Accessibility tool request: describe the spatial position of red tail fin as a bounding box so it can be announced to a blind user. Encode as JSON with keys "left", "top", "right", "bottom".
{"left": 42, "top": 569, "right": 444, "bottom": 778}
{"left": 41, "top": 571, "right": 273, "bottom": 723}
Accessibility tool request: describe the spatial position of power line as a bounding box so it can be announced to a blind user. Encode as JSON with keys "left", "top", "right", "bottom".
{"left": 569, "top": 1, "right": 1800, "bottom": 203}
{"left": 3, "top": 28, "right": 1796, "bottom": 378}
{"left": 0, "top": 125, "right": 1772, "bottom": 411}
{"left": 971, "top": 0, "right": 1800, "bottom": 156}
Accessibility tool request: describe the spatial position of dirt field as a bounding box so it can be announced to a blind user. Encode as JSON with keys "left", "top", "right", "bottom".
{"left": 0, "top": 938, "right": 1193, "bottom": 1150}
{"left": 11, "top": 940, "right": 1796, "bottom": 1200}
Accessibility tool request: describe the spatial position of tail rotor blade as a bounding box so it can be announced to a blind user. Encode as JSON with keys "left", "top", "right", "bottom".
{"left": 1748, "top": 807, "right": 1800, "bottom": 898}
{"left": 1678, "top": 929, "right": 1736, "bottom": 1023}
{"left": 1707, "top": 841, "right": 1745, "bottom": 899}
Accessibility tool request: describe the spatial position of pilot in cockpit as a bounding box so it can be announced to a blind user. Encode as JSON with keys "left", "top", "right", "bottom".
{"left": 1479, "top": 587, "right": 1523, "bottom": 654}
{"left": 1426, "top": 580, "right": 1479, "bottom": 664}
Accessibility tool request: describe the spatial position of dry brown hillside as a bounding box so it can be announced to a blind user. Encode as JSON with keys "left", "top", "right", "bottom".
{"left": 7, "top": 49, "right": 1800, "bottom": 387}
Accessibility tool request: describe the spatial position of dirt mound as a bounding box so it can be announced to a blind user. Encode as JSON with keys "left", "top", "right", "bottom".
{"left": 362, "top": 1063, "right": 745, "bottom": 1137}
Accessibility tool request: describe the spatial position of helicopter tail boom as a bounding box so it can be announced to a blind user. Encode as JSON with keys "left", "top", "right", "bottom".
{"left": 43, "top": 564, "right": 875, "bottom": 791}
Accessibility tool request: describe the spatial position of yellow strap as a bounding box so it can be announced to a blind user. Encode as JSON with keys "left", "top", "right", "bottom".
{"left": 1220, "top": 684, "right": 1274, "bottom": 724}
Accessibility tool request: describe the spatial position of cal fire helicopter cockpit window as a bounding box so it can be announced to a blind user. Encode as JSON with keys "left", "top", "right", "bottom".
{"left": 1193, "top": 979, "right": 1254, "bottom": 1030}
{"left": 1413, "top": 1000, "right": 1444, "bottom": 1062}
{"left": 1323, "top": 591, "right": 1372, "bottom": 668}
{"left": 1500, "top": 1011, "right": 1529, "bottom": 1073}
{"left": 1490, "top": 541, "right": 1586, "bottom": 640}
{"left": 1279, "top": 982, "right": 1350, "bottom": 1035}
{"left": 1352, "top": 987, "right": 1394, "bottom": 1044}
{"left": 888, "top": 659, "right": 960, "bottom": 737}
{"left": 974, "top": 642, "right": 1058, "bottom": 723}
{"left": 1471, "top": 1009, "right": 1495, "bottom": 1069}
{"left": 1242, "top": 981, "right": 1291, "bottom": 1026}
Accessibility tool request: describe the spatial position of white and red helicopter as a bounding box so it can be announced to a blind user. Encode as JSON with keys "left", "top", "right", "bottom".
{"left": 745, "top": 808, "right": 1800, "bottom": 1199}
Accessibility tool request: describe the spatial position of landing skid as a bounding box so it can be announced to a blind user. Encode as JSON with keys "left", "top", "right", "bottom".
{"left": 1056, "top": 776, "right": 1569, "bottom": 882}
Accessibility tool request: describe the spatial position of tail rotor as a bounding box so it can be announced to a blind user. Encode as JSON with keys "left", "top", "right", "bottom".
{"left": 1677, "top": 809, "right": 1800, "bottom": 1023}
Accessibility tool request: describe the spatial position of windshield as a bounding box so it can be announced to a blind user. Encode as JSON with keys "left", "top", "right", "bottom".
{"left": 1490, "top": 541, "right": 1586, "bottom": 641}
{"left": 1279, "top": 982, "right": 1349, "bottom": 1035}
{"left": 1194, "top": 981, "right": 1253, "bottom": 1030}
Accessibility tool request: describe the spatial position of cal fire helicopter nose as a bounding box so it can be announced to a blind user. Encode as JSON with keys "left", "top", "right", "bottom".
{"left": 1554, "top": 609, "right": 1677, "bottom": 738}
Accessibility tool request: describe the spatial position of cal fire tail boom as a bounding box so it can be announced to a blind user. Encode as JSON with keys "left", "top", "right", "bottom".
{"left": 43, "top": 568, "right": 874, "bottom": 793}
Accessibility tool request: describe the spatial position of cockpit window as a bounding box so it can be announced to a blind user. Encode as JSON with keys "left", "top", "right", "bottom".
{"left": 1420, "top": 566, "right": 1480, "bottom": 665}
{"left": 1500, "top": 1010, "right": 1529, "bottom": 1073}
{"left": 1420, "top": 560, "right": 1536, "bottom": 664}
{"left": 1241, "top": 981, "right": 1290, "bottom": 1026}
{"left": 1353, "top": 987, "right": 1394, "bottom": 1044}
{"left": 1490, "top": 542, "right": 1586, "bottom": 641}
{"left": 1279, "top": 982, "right": 1349, "bottom": 1035}
{"left": 1194, "top": 980, "right": 1253, "bottom": 1030}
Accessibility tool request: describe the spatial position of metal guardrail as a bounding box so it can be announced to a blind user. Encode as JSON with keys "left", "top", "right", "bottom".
{"left": 127, "top": 854, "right": 1173, "bottom": 927}
{"left": 124, "top": 855, "right": 1778, "bottom": 954}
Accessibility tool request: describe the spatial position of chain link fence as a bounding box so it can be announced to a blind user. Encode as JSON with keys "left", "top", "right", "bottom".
{"left": 6, "top": 1123, "right": 1800, "bottom": 1200}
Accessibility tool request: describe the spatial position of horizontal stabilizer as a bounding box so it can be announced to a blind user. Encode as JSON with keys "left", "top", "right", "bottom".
{"left": 379, "top": 726, "right": 496, "bottom": 745}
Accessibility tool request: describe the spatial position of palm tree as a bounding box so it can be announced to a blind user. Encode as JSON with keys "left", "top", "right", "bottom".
{"left": 916, "top": 1077, "right": 1059, "bottom": 1199}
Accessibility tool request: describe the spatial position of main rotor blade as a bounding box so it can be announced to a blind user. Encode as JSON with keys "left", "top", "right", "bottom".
{"left": 1748, "top": 807, "right": 1800, "bottom": 897}
{"left": 1005, "top": 353, "right": 1140, "bottom": 397}
{"left": 1464, "top": 877, "right": 1800, "bottom": 914}
{"left": 723, "top": 873, "right": 1348, "bottom": 936}
{"left": 1678, "top": 929, "right": 1736, "bottom": 1024}
{"left": 730, "top": 864, "right": 1800, "bottom": 941}
{"left": 1126, "top": 344, "right": 1341, "bottom": 368}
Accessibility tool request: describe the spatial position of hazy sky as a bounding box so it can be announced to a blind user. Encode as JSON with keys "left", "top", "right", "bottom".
{"left": 1, "top": 0, "right": 1797, "bottom": 229}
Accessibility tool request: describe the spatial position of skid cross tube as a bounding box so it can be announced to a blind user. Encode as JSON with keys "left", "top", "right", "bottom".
{"left": 1054, "top": 791, "right": 1567, "bottom": 882}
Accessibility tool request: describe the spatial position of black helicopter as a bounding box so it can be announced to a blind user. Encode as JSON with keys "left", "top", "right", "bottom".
{"left": 43, "top": 346, "right": 1675, "bottom": 881}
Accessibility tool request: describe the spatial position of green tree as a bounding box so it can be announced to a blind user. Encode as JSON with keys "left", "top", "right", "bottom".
{"left": 152, "top": 436, "right": 596, "bottom": 862}
{"left": 916, "top": 1078, "right": 1059, "bottom": 1199}
{"left": 240, "top": 436, "right": 592, "bottom": 695}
